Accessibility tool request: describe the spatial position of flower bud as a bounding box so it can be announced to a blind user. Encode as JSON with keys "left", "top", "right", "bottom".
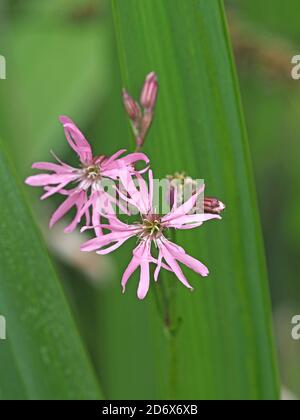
{"left": 204, "top": 197, "right": 225, "bottom": 214}
{"left": 140, "top": 72, "right": 158, "bottom": 110}
{"left": 122, "top": 89, "right": 141, "bottom": 121}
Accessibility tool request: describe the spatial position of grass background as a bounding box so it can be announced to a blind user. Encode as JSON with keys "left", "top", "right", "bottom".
{"left": 0, "top": 0, "right": 298, "bottom": 399}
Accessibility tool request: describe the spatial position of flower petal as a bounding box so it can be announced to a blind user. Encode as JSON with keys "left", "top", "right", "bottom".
{"left": 59, "top": 115, "right": 93, "bottom": 163}
{"left": 162, "top": 184, "right": 205, "bottom": 222}
{"left": 148, "top": 170, "right": 154, "bottom": 212}
{"left": 138, "top": 259, "right": 150, "bottom": 300}
{"left": 154, "top": 252, "right": 163, "bottom": 282}
{"left": 101, "top": 149, "right": 127, "bottom": 167}
{"left": 92, "top": 195, "right": 102, "bottom": 237}
{"left": 115, "top": 152, "right": 150, "bottom": 167}
{"left": 32, "top": 162, "right": 72, "bottom": 173}
{"left": 64, "top": 191, "right": 87, "bottom": 233}
{"left": 158, "top": 239, "right": 193, "bottom": 290}
{"left": 165, "top": 213, "right": 221, "bottom": 229}
{"left": 164, "top": 239, "right": 209, "bottom": 277}
{"left": 121, "top": 256, "right": 140, "bottom": 295}
{"left": 121, "top": 241, "right": 152, "bottom": 299}
{"left": 25, "top": 173, "right": 77, "bottom": 187}
{"left": 40, "top": 180, "right": 76, "bottom": 200}
{"left": 49, "top": 191, "right": 83, "bottom": 229}
{"left": 118, "top": 171, "right": 149, "bottom": 214}
{"left": 81, "top": 229, "right": 136, "bottom": 253}
{"left": 136, "top": 241, "right": 152, "bottom": 299}
{"left": 96, "top": 238, "right": 130, "bottom": 255}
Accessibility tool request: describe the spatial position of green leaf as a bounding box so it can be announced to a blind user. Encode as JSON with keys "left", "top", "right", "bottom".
{"left": 0, "top": 138, "right": 102, "bottom": 400}
{"left": 228, "top": 0, "right": 300, "bottom": 396}
{"left": 97, "top": 0, "right": 280, "bottom": 399}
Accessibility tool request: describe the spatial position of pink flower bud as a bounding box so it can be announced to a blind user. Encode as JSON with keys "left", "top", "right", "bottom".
{"left": 140, "top": 110, "right": 153, "bottom": 137}
{"left": 140, "top": 72, "right": 158, "bottom": 110}
{"left": 204, "top": 197, "right": 225, "bottom": 214}
{"left": 122, "top": 89, "right": 141, "bottom": 121}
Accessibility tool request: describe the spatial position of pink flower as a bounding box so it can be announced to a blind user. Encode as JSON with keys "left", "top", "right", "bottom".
{"left": 81, "top": 171, "right": 221, "bottom": 299}
{"left": 25, "top": 116, "right": 149, "bottom": 234}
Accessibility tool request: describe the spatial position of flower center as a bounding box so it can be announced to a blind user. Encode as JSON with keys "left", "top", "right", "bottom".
{"left": 84, "top": 164, "right": 101, "bottom": 181}
{"left": 139, "top": 216, "right": 163, "bottom": 240}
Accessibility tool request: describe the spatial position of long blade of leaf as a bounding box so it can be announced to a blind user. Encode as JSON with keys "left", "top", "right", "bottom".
{"left": 101, "top": 0, "right": 280, "bottom": 400}
{"left": 0, "top": 138, "right": 103, "bottom": 400}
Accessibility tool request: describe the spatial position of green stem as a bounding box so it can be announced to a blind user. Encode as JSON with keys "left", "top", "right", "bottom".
{"left": 153, "top": 229, "right": 181, "bottom": 398}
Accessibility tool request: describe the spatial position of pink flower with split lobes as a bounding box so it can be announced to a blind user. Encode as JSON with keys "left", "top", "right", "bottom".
{"left": 81, "top": 171, "right": 221, "bottom": 299}
{"left": 25, "top": 116, "right": 149, "bottom": 234}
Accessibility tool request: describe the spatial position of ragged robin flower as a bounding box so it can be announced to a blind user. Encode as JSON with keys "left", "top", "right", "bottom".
{"left": 25, "top": 116, "right": 149, "bottom": 235}
{"left": 81, "top": 170, "right": 221, "bottom": 299}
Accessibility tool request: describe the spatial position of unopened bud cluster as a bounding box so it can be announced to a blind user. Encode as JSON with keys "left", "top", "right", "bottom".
{"left": 167, "top": 172, "right": 225, "bottom": 215}
{"left": 123, "top": 72, "right": 158, "bottom": 151}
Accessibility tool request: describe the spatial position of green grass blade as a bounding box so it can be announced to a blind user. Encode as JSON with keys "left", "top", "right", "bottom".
{"left": 0, "top": 138, "right": 102, "bottom": 400}
{"left": 105, "top": 0, "right": 280, "bottom": 399}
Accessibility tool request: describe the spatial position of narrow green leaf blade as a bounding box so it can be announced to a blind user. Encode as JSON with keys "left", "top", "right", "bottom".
{"left": 0, "top": 139, "right": 102, "bottom": 400}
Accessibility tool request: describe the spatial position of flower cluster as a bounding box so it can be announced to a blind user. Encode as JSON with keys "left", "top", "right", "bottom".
{"left": 26, "top": 73, "right": 225, "bottom": 299}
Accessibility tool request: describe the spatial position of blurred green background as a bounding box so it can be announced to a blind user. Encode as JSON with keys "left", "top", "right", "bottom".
{"left": 0, "top": 0, "right": 299, "bottom": 399}
{"left": 227, "top": 0, "right": 300, "bottom": 398}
